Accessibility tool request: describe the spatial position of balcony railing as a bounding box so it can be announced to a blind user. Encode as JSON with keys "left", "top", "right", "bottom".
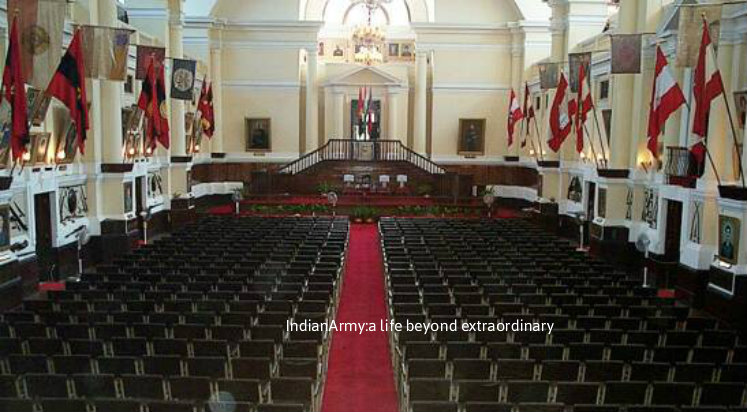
{"left": 665, "top": 146, "right": 697, "bottom": 188}
{"left": 278, "top": 139, "right": 446, "bottom": 176}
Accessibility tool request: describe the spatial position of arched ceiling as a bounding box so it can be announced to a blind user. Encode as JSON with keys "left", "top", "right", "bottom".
{"left": 184, "top": 0, "right": 218, "bottom": 17}
{"left": 183, "top": 0, "right": 550, "bottom": 24}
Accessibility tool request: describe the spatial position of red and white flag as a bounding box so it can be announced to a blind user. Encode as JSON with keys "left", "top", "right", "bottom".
{"left": 507, "top": 88, "right": 523, "bottom": 147}
{"left": 548, "top": 72, "right": 573, "bottom": 152}
{"left": 575, "top": 63, "right": 593, "bottom": 153}
{"left": 647, "top": 45, "right": 686, "bottom": 157}
{"left": 691, "top": 17, "right": 724, "bottom": 165}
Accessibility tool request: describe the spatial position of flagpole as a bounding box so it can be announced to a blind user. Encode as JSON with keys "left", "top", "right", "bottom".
{"left": 590, "top": 103, "right": 609, "bottom": 168}
{"left": 682, "top": 98, "right": 722, "bottom": 186}
{"left": 698, "top": 14, "right": 743, "bottom": 187}
{"left": 582, "top": 123, "right": 601, "bottom": 169}
{"left": 532, "top": 117, "right": 544, "bottom": 162}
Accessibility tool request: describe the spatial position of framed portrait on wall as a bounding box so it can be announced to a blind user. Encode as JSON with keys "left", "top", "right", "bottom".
{"left": 458, "top": 119, "right": 486, "bottom": 156}
{"left": 388, "top": 43, "right": 399, "bottom": 57}
{"left": 246, "top": 118, "right": 271, "bottom": 152}
{"left": 56, "top": 122, "right": 77, "bottom": 164}
{"left": 0, "top": 204, "right": 10, "bottom": 252}
{"left": 718, "top": 215, "right": 740, "bottom": 264}
{"left": 31, "top": 133, "right": 51, "bottom": 165}
{"left": 123, "top": 181, "right": 134, "bottom": 214}
{"left": 597, "top": 187, "right": 607, "bottom": 219}
{"left": 0, "top": 104, "right": 10, "bottom": 169}
{"left": 735, "top": 90, "right": 747, "bottom": 128}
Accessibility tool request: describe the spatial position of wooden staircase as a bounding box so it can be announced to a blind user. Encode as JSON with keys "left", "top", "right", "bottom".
{"left": 278, "top": 139, "right": 446, "bottom": 175}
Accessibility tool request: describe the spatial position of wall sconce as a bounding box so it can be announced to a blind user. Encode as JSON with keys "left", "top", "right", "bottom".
{"left": 22, "top": 151, "right": 31, "bottom": 162}
{"left": 193, "top": 144, "right": 200, "bottom": 153}
{"left": 57, "top": 150, "right": 66, "bottom": 160}
{"left": 638, "top": 153, "right": 654, "bottom": 172}
{"left": 128, "top": 147, "right": 136, "bottom": 156}
{"left": 529, "top": 149, "right": 535, "bottom": 156}
{"left": 145, "top": 146, "right": 153, "bottom": 155}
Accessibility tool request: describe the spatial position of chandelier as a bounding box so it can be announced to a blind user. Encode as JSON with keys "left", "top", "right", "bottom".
{"left": 354, "top": 46, "right": 384, "bottom": 65}
{"left": 350, "top": 0, "right": 391, "bottom": 65}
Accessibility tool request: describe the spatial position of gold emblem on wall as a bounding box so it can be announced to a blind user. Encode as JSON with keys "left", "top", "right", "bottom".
{"left": 22, "top": 26, "right": 50, "bottom": 55}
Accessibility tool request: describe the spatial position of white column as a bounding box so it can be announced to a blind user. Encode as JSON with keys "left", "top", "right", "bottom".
{"left": 333, "top": 90, "right": 345, "bottom": 139}
{"left": 388, "top": 88, "right": 399, "bottom": 141}
{"left": 210, "top": 45, "right": 224, "bottom": 153}
{"left": 100, "top": 0, "right": 123, "bottom": 164}
{"left": 413, "top": 50, "right": 428, "bottom": 154}
{"left": 168, "top": 0, "right": 186, "bottom": 157}
{"left": 305, "top": 47, "right": 319, "bottom": 153}
{"left": 608, "top": 0, "right": 637, "bottom": 170}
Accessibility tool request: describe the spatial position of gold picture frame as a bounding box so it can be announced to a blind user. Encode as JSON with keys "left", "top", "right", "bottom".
{"left": 0, "top": 204, "right": 9, "bottom": 252}
{"left": 245, "top": 118, "right": 271, "bottom": 152}
{"left": 56, "top": 122, "right": 77, "bottom": 164}
{"left": 718, "top": 215, "right": 740, "bottom": 265}
{"left": 26, "top": 88, "right": 52, "bottom": 127}
{"left": 31, "top": 132, "right": 51, "bottom": 165}
{"left": 458, "top": 119, "right": 486, "bottom": 156}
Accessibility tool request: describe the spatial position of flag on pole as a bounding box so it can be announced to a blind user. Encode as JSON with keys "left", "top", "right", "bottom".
{"left": 367, "top": 87, "right": 374, "bottom": 135}
{"left": 691, "top": 17, "right": 724, "bottom": 165}
{"left": 138, "top": 58, "right": 170, "bottom": 150}
{"left": 8, "top": 0, "right": 66, "bottom": 90}
{"left": 171, "top": 58, "right": 197, "bottom": 101}
{"left": 79, "top": 25, "right": 132, "bottom": 80}
{"left": 136, "top": 46, "right": 166, "bottom": 80}
{"left": 507, "top": 88, "right": 523, "bottom": 147}
{"left": 647, "top": 46, "right": 686, "bottom": 157}
{"left": 197, "top": 80, "right": 214, "bottom": 138}
{"left": 1, "top": 18, "right": 30, "bottom": 160}
{"left": 521, "top": 83, "right": 532, "bottom": 148}
{"left": 548, "top": 72, "right": 573, "bottom": 152}
{"left": 46, "top": 29, "right": 89, "bottom": 155}
{"left": 357, "top": 87, "right": 365, "bottom": 138}
{"left": 575, "top": 63, "right": 593, "bottom": 153}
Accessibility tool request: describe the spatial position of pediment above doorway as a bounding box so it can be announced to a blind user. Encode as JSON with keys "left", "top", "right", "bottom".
{"left": 324, "top": 66, "right": 406, "bottom": 88}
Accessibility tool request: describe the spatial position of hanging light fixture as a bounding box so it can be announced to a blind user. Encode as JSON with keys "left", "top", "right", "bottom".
{"left": 350, "top": 0, "right": 392, "bottom": 65}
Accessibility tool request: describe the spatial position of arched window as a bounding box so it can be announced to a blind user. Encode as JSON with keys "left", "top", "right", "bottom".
{"left": 323, "top": 0, "right": 411, "bottom": 29}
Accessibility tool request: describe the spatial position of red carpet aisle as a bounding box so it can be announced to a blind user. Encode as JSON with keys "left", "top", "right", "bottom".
{"left": 321, "top": 224, "right": 399, "bottom": 412}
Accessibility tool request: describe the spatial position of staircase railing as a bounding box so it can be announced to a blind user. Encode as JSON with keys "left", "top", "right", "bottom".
{"left": 278, "top": 139, "right": 446, "bottom": 175}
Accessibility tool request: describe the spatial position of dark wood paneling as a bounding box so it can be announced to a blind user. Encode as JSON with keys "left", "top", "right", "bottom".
{"left": 443, "top": 165, "right": 539, "bottom": 188}
{"left": 673, "top": 265, "right": 709, "bottom": 309}
{"left": 705, "top": 267, "right": 747, "bottom": 334}
{"left": 101, "top": 164, "right": 134, "bottom": 173}
{"left": 192, "top": 162, "right": 539, "bottom": 197}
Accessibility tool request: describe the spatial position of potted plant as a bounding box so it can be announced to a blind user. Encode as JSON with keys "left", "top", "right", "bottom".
{"left": 316, "top": 181, "right": 334, "bottom": 195}
{"left": 364, "top": 206, "right": 377, "bottom": 224}
{"left": 416, "top": 183, "right": 433, "bottom": 198}
{"left": 351, "top": 206, "right": 365, "bottom": 223}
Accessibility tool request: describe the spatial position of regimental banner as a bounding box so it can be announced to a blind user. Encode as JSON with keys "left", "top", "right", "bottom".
{"left": 79, "top": 25, "right": 133, "bottom": 81}
{"left": 610, "top": 34, "right": 642, "bottom": 74}
{"left": 8, "top": 0, "right": 66, "bottom": 89}
{"left": 136, "top": 45, "right": 166, "bottom": 79}
{"left": 170, "top": 58, "right": 197, "bottom": 101}
{"left": 538, "top": 62, "right": 560, "bottom": 90}
{"left": 568, "top": 52, "right": 592, "bottom": 93}
{"left": 676, "top": 5, "right": 722, "bottom": 67}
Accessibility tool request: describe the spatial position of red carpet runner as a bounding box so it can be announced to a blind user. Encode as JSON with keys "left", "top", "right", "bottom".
{"left": 321, "top": 224, "right": 399, "bottom": 412}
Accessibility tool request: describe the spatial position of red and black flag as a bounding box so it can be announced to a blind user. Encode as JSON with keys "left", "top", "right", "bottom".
{"left": 47, "top": 29, "right": 89, "bottom": 155}
{"left": 1, "top": 17, "right": 30, "bottom": 160}
{"left": 198, "top": 80, "right": 214, "bottom": 138}
{"left": 138, "top": 58, "right": 170, "bottom": 150}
